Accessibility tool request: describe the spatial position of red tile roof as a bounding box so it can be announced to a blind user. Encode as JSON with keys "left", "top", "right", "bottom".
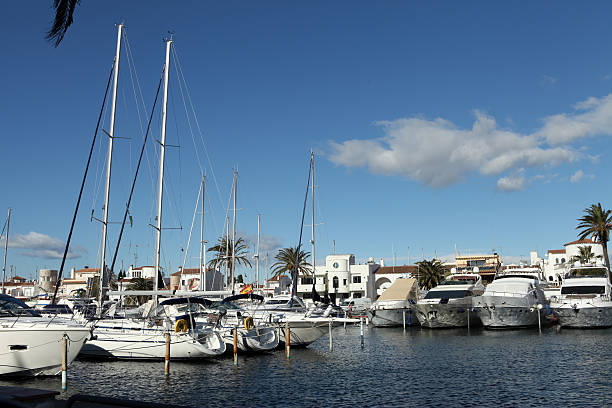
{"left": 76, "top": 268, "right": 100, "bottom": 273}
{"left": 171, "top": 268, "right": 211, "bottom": 276}
{"left": 267, "top": 275, "right": 288, "bottom": 281}
{"left": 564, "top": 239, "right": 596, "bottom": 246}
{"left": 375, "top": 265, "right": 417, "bottom": 274}
{"left": 547, "top": 249, "right": 566, "bottom": 254}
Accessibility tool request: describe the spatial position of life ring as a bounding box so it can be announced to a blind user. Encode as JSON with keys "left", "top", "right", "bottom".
{"left": 174, "top": 319, "right": 188, "bottom": 333}
{"left": 244, "top": 316, "right": 254, "bottom": 330}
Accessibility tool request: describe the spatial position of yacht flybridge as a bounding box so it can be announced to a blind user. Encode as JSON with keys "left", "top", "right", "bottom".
{"left": 412, "top": 272, "right": 484, "bottom": 328}
{"left": 549, "top": 264, "right": 612, "bottom": 328}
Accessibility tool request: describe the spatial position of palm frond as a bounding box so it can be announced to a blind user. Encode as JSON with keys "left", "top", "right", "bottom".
{"left": 46, "top": 0, "right": 81, "bottom": 47}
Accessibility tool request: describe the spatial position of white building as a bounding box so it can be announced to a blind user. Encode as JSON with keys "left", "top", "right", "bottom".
{"left": 534, "top": 239, "right": 604, "bottom": 283}
{"left": 264, "top": 274, "right": 291, "bottom": 296}
{"left": 373, "top": 265, "right": 418, "bottom": 297}
{"left": 296, "top": 254, "right": 380, "bottom": 302}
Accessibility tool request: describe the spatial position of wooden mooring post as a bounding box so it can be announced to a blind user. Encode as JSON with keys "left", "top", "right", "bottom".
{"left": 233, "top": 327, "right": 239, "bottom": 366}
{"left": 61, "top": 334, "right": 67, "bottom": 391}
{"left": 285, "top": 321, "right": 291, "bottom": 359}
{"left": 164, "top": 332, "right": 171, "bottom": 376}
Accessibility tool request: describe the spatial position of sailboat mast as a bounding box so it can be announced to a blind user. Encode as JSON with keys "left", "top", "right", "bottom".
{"left": 2, "top": 208, "right": 11, "bottom": 294}
{"left": 255, "top": 214, "right": 260, "bottom": 294}
{"left": 98, "top": 23, "right": 123, "bottom": 314}
{"left": 230, "top": 170, "right": 238, "bottom": 294}
{"left": 153, "top": 36, "right": 172, "bottom": 305}
{"left": 199, "top": 175, "right": 205, "bottom": 291}
{"left": 310, "top": 151, "right": 315, "bottom": 273}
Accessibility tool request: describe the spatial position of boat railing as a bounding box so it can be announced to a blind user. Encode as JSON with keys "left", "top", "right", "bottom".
{"left": 483, "top": 290, "right": 533, "bottom": 298}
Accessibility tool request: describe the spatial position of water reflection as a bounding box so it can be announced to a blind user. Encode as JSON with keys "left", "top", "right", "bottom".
{"left": 1, "top": 325, "right": 611, "bottom": 407}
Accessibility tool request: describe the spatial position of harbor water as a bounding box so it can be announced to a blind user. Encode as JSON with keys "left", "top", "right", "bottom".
{"left": 2, "top": 325, "right": 611, "bottom": 407}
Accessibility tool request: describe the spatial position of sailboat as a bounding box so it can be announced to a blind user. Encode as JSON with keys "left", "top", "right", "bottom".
{"left": 80, "top": 28, "right": 224, "bottom": 359}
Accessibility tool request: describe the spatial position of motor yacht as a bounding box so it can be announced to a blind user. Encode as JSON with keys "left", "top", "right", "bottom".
{"left": 472, "top": 269, "right": 547, "bottom": 329}
{"left": 412, "top": 273, "right": 484, "bottom": 328}
{"left": 0, "top": 294, "right": 90, "bottom": 376}
{"left": 367, "top": 278, "right": 419, "bottom": 327}
{"left": 549, "top": 263, "right": 612, "bottom": 328}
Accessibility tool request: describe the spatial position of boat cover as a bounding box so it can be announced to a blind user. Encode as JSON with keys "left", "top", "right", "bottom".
{"left": 378, "top": 278, "right": 418, "bottom": 301}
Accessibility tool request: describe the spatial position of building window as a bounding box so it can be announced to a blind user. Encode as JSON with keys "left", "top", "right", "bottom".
{"left": 333, "top": 276, "right": 339, "bottom": 288}
{"left": 301, "top": 277, "right": 314, "bottom": 285}
{"left": 352, "top": 276, "right": 361, "bottom": 284}
{"left": 353, "top": 292, "right": 362, "bottom": 298}
{"left": 343, "top": 279, "right": 347, "bottom": 286}
{"left": 561, "top": 258, "right": 566, "bottom": 263}
{"left": 555, "top": 258, "right": 559, "bottom": 264}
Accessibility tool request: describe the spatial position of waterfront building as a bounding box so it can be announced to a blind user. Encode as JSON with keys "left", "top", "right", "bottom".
{"left": 374, "top": 265, "right": 418, "bottom": 297}
{"left": 38, "top": 269, "right": 58, "bottom": 294}
{"left": 168, "top": 267, "right": 224, "bottom": 291}
{"left": 454, "top": 253, "right": 501, "bottom": 283}
{"left": 62, "top": 267, "right": 100, "bottom": 298}
{"left": 535, "top": 238, "right": 604, "bottom": 283}
{"left": 296, "top": 254, "right": 380, "bottom": 302}
{"left": 0, "top": 276, "right": 38, "bottom": 300}
{"left": 264, "top": 274, "right": 291, "bottom": 296}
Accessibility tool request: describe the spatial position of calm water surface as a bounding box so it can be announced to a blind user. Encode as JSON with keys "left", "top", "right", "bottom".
{"left": 2, "top": 325, "right": 611, "bottom": 407}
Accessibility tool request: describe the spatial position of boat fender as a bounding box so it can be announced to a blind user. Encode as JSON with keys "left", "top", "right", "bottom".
{"left": 244, "top": 316, "right": 254, "bottom": 330}
{"left": 175, "top": 319, "right": 188, "bottom": 333}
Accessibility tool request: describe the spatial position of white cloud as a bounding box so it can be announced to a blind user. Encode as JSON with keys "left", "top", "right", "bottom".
{"left": 497, "top": 171, "right": 526, "bottom": 192}
{"left": 570, "top": 169, "right": 584, "bottom": 183}
{"left": 329, "top": 94, "right": 612, "bottom": 190}
{"left": 537, "top": 94, "right": 612, "bottom": 145}
{"left": 569, "top": 169, "right": 594, "bottom": 183}
{"left": 329, "top": 111, "right": 576, "bottom": 189}
{"left": 0, "top": 232, "right": 86, "bottom": 260}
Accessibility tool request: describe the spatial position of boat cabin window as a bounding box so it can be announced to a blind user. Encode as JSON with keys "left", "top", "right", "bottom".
{"left": 0, "top": 295, "right": 41, "bottom": 317}
{"left": 561, "top": 286, "right": 605, "bottom": 295}
{"left": 424, "top": 290, "right": 470, "bottom": 300}
{"left": 569, "top": 268, "right": 607, "bottom": 277}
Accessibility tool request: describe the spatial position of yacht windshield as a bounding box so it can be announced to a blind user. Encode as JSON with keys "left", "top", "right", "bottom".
{"left": 424, "top": 290, "right": 470, "bottom": 299}
{"left": 0, "top": 295, "right": 41, "bottom": 317}
{"left": 569, "top": 268, "right": 607, "bottom": 277}
{"left": 439, "top": 279, "right": 475, "bottom": 285}
{"left": 561, "top": 286, "right": 605, "bottom": 295}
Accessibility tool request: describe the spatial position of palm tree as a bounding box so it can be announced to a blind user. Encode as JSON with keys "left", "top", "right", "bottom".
{"left": 127, "top": 278, "right": 154, "bottom": 306}
{"left": 271, "top": 246, "right": 312, "bottom": 279}
{"left": 207, "top": 236, "right": 252, "bottom": 284}
{"left": 570, "top": 245, "right": 601, "bottom": 265}
{"left": 47, "top": 0, "right": 81, "bottom": 47}
{"left": 416, "top": 258, "right": 445, "bottom": 290}
{"left": 576, "top": 203, "right": 612, "bottom": 272}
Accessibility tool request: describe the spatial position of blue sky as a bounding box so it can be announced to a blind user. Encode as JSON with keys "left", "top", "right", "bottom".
{"left": 2, "top": 1, "right": 612, "bottom": 282}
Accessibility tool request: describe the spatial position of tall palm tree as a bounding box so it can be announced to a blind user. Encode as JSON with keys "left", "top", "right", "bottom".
{"left": 207, "top": 236, "right": 252, "bottom": 283}
{"left": 570, "top": 245, "right": 601, "bottom": 265}
{"left": 577, "top": 203, "right": 612, "bottom": 272}
{"left": 47, "top": 0, "right": 81, "bottom": 47}
{"left": 271, "top": 246, "right": 312, "bottom": 279}
{"left": 416, "top": 258, "right": 444, "bottom": 290}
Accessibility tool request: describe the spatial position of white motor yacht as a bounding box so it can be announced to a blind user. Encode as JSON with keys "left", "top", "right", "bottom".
{"left": 549, "top": 264, "right": 612, "bottom": 328}
{"left": 367, "top": 278, "right": 419, "bottom": 327}
{"left": 0, "top": 294, "right": 90, "bottom": 376}
{"left": 472, "top": 270, "right": 547, "bottom": 329}
{"left": 412, "top": 273, "right": 484, "bottom": 328}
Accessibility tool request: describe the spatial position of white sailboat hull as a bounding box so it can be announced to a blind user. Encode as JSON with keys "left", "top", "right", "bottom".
{"left": 220, "top": 326, "right": 279, "bottom": 352}
{"left": 278, "top": 319, "right": 332, "bottom": 347}
{"left": 0, "top": 326, "right": 90, "bottom": 376}
{"left": 81, "top": 325, "right": 225, "bottom": 359}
